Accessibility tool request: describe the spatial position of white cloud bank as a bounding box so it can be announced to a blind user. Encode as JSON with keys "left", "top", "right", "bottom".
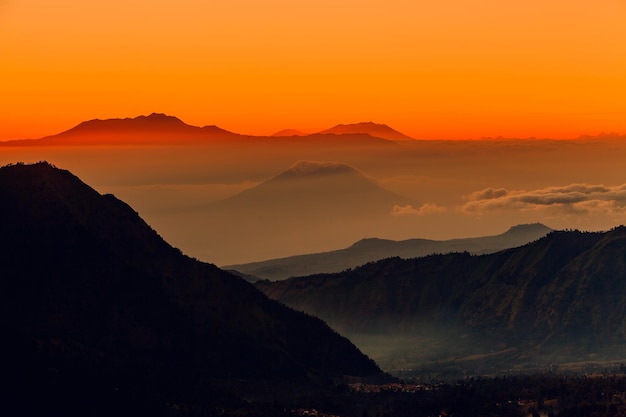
{"left": 461, "top": 183, "right": 626, "bottom": 216}
{"left": 391, "top": 203, "right": 447, "bottom": 216}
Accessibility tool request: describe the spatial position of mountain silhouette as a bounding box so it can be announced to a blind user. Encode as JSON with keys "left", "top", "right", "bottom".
{"left": 271, "top": 128, "right": 306, "bottom": 137}
{"left": 1, "top": 114, "right": 402, "bottom": 147}
{"left": 205, "top": 161, "right": 412, "bottom": 258}
{"left": 316, "top": 122, "right": 414, "bottom": 141}
{"left": 226, "top": 223, "right": 553, "bottom": 281}
{"left": 0, "top": 162, "right": 383, "bottom": 415}
{"left": 257, "top": 227, "right": 626, "bottom": 373}
{"left": 2, "top": 113, "right": 239, "bottom": 145}
{"left": 194, "top": 160, "right": 418, "bottom": 264}
{"left": 218, "top": 160, "right": 412, "bottom": 212}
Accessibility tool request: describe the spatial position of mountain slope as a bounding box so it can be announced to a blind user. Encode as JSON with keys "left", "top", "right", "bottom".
{"left": 256, "top": 227, "right": 626, "bottom": 372}
{"left": 226, "top": 223, "right": 552, "bottom": 281}
{"left": 316, "top": 122, "right": 414, "bottom": 141}
{"left": 0, "top": 162, "right": 383, "bottom": 415}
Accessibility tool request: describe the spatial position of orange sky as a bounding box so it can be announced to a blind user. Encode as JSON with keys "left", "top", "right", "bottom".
{"left": 1, "top": 0, "right": 625, "bottom": 140}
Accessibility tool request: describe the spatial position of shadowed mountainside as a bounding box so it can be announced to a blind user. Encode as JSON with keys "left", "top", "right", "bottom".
{"left": 257, "top": 227, "right": 626, "bottom": 374}
{"left": 226, "top": 223, "right": 552, "bottom": 281}
{"left": 0, "top": 162, "right": 384, "bottom": 416}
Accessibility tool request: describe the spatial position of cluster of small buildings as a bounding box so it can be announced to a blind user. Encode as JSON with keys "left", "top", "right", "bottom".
{"left": 292, "top": 408, "right": 341, "bottom": 417}
{"left": 349, "top": 382, "right": 443, "bottom": 393}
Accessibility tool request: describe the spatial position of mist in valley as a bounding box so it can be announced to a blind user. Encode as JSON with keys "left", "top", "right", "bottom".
{"left": 3, "top": 136, "right": 626, "bottom": 265}
{"left": 5, "top": 129, "right": 626, "bottom": 417}
{"left": 340, "top": 326, "right": 626, "bottom": 382}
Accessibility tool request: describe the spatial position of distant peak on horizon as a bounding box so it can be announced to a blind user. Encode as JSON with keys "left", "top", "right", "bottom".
{"left": 271, "top": 128, "right": 306, "bottom": 137}
{"left": 72, "top": 112, "right": 191, "bottom": 131}
{"left": 141, "top": 112, "right": 181, "bottom": 121}
{"left": 278, "top": 161, "right": 360, "bottom": 178}
{"left": 578, "top": 132, "right": 626, "bottom": 140}
{"left": 317, "top": 122, "right": 414, "bottom": 141}
{"left": 505, "top": 222, "right": 553, "bottom": 233}
{"left": 63, "top": 112, "right": 235, "bottom": 136}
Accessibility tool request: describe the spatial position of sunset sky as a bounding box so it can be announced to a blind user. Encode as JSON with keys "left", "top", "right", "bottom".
{"left": 2, "top": 0, "right": 626, "bottom": 140}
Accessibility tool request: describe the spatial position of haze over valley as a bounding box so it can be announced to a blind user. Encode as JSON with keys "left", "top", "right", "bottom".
{"left": 4, "top": 1, "right": 626, "bottom": 414}
{"left": 0, "top": 108, "right": 625, "bottom": 416}
{"left": 257, "top": 226, "right": 626, "bottom": 377}
{"left": 227, "top": 223, "right": 553, "bottom": 281}
{"left": 3, "top": 114, "right": 626, "bottom": 265}
{"left": 5, "top": 159, "right": 626, "bottom": 416}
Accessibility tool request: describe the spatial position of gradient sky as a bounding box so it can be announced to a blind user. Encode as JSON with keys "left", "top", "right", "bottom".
{"left": 2, "top": 0, "right": 626, "bottom": 140}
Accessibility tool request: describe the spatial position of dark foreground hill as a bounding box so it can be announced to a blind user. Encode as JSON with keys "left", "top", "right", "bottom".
{"left": 257, "top": 227, "right": 626, "bottom": 376}
{"left": 227, "top": 223, "right": 552, "bottom": 281}
{"left": 0, "top": 162, "right": 383, "bottom": 416}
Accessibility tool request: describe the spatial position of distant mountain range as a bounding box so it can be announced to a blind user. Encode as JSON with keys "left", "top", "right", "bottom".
{"left": 0, "top": 162, "right": 384, "bottom": 415}
{"left": 257, "top": 226, "right": 626, "bottom": 374}
{"left": 1, "top": 113, "right": 412, "bottom": 146}
{"left": 226, "top": 223, "right": 553, "bottom": 281}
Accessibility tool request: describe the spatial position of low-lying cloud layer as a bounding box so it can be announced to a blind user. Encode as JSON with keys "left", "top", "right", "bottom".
{"left": 462, "top": 183, "right": 626, "bottom": 216}
{"left": 391, "top": 203, "right": 447, "bottom": 216}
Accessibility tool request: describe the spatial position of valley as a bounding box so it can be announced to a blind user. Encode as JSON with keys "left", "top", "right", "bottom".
{"left": 5, "top": 0, "right": 626, "bottom": 413}
{"left": 257, "top": 227, "right": 626, "bottom": 379}
{"left": 2, "top": 118, "right": 626, "bottom": 415}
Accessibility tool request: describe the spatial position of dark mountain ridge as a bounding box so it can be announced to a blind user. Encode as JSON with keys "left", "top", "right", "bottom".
{"left": 256, "top": 227, "right": 626, "bottom": 372}
{"left": 227, "top": 223, "right": 552, "bottom": 281}
{"left": 0, "top": 162, "right": 383, "bottom": 415}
